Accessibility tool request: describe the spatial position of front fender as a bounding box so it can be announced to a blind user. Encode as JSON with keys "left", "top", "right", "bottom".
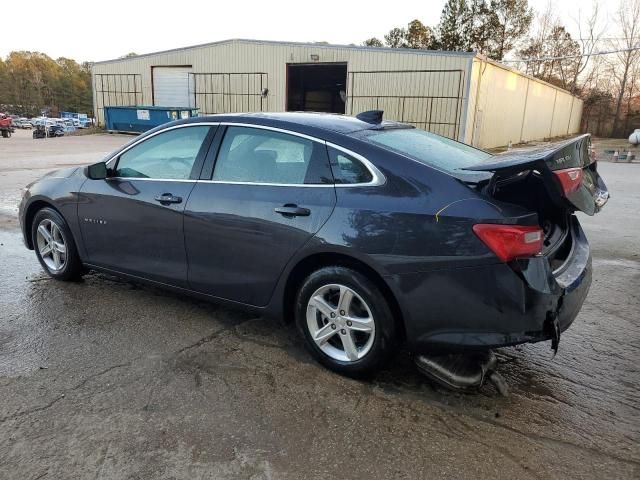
{"left": 19, "top": 171, "right": 87, "bottom": 258}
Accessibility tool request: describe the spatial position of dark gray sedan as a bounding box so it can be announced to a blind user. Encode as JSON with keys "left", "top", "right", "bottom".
{"left": 19, "top": 112, "right": 608, "bottom": 376}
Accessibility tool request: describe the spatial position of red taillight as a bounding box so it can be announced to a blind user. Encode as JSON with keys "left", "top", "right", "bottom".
{"left": 554, "top": 167, "right": 583, "bottom": 196}
{"left": 473, "top": 224, "right": 544, "bottom": 262}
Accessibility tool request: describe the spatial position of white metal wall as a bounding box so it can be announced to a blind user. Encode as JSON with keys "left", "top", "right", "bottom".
{"left": 92, "top": 40, "right": 583, "bottom": 148}
{"left": 92, "top": 40, "right": 474, "bottom": 139}
{"left": 466, "top": 58, "right": 584, "bottom": 148}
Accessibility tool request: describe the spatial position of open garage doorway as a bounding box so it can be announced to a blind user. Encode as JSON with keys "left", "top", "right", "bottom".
{"left": 286, "top": 63, "right": 348, "bottom": 113}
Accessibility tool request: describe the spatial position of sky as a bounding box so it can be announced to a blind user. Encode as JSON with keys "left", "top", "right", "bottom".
{"left": 2, "top": 0, "right": 617, "bottom": 63}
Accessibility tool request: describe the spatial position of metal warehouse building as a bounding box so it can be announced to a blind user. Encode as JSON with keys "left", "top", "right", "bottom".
{"left": 91, "top": 39, "right": 583, "bottom": 149}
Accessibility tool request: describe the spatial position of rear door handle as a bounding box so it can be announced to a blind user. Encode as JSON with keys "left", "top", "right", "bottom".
{"left": 154, "top": 193, "right": 183, "bottom": 204}
{"left": 274, "top": 204, "right": 310, "bottom": 217}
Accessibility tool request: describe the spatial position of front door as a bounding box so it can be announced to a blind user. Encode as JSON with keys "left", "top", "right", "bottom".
{"left": 78, "top": 124, "right": 214, "bottom": 287}
{"left": 184, "top": 125, "right": 336, "bottom": 306}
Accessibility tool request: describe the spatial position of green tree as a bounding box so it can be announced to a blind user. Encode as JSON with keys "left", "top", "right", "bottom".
{"left": 405, "top": 19, "right": 435, "bottom": 49}
{"left": 488, "top": 0, "right": 533, "bottom": 60}
{"left": 363, "top": 37, "right": 384, "bottom": 47}
{"left": 384, "top": 27, "right": 407, "bottom": 48}
{"left": 0, "top": 51, "right": 93, "bottom": 116}
{"left": 437, "top": 0, "right": 469, "bottom": 51}
{"left": 466, "top": 0, "right": 494, "bottom": 54}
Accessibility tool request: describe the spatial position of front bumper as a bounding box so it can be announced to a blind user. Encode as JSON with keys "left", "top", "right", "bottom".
{"left": 397, "top": 217, "right": 592, "bottom": 354}
{"left": 18, "top": 191, "right": 30, "bottom": 248}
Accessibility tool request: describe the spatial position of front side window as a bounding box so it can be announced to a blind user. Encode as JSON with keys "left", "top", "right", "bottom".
{"left": 115, "top": 126, "right": 210, "bottom": 179}
{"left": 213, "top": 126, "right": 332, "bottom": 185}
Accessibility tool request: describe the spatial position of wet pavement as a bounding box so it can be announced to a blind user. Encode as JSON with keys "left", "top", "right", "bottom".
{"left": 0, "top": 129, "right": 638, "bottom": 479}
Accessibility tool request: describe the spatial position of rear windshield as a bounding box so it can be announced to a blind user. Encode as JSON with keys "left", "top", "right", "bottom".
{"left": 362, "top": 128, "right": 492, "bottom": 175}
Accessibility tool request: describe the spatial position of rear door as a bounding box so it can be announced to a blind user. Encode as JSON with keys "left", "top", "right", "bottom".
{"left": 184, "top": 125, "right": 336, "bottom": 306}
{"left": 78, "top": 124, "right": 215, "bottom": 286}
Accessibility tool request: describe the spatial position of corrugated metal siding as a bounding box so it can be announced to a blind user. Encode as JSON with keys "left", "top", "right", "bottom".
{"left": 92, "top": 40, "right": 583, "bottom": 148}
{"left": 466, "top": 58, "right": 584, "bottom": 148}
{"left": 92, "top": 40, "right": 473, "bottom": 138}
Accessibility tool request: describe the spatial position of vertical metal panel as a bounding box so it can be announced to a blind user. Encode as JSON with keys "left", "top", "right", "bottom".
{"left": 347, "top": 69, "right": 464, "bottom": 137}
{"left": 91, "top": 40, "right": 582, "bottom": 146}
{"left": 467, "top": 59, "right": 584, "bottom": 148}
{"left": 92, "top": 41, "right": 474, "bottom": 133}
{"left": 93, "top": 73, "right": 142, "bottom": 125}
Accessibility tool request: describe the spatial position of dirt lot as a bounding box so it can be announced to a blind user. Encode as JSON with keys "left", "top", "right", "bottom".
{"left": 0, "top": 128, "right": 638, "bottom": 479}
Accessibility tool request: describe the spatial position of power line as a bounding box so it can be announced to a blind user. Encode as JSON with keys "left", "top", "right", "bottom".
{"left": 503, "top": 44, "right": 640, "bottom": 62}
{"left": 575, "top": 36, "right": 638, "bottom": 41}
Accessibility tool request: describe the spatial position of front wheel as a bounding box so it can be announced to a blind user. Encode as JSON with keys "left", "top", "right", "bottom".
{"left": 295, "top": 266, "right": 399, "bottom": 377}
{"left": 31, "top": 207, "right": 84, "bottom": 281}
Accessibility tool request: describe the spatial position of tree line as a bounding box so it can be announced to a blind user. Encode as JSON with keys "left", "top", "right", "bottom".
{"left": 363, "top": 0, "right": 533, "bottom": 61}
{"left": 363, "top": 0, "right": 640, "bottom": 138}
{"left": 0, "top": 51, "right": 93, "bottom": 117}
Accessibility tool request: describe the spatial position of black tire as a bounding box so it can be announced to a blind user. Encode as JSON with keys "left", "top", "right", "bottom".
{"left": 31, "top": 207, "right": 84, "bottom": 281}
{"left": 295, "top": 266, "right": 399, "bottom": 377}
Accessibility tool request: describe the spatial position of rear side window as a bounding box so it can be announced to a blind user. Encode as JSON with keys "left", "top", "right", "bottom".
{"left": 328, "top": 148, "right": 373, "bottom": 184}
{"left": 363, "top": 128, "right": 491, "bottom": 174}
{"left": 213, "top": 126, "right": 332, "bottom": 184}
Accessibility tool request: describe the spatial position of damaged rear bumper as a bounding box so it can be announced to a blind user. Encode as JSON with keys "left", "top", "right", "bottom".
{"left": 397, "top": 217, "right": 592, "bottom": 354}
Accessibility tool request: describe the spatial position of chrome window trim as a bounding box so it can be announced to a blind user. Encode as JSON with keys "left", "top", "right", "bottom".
{"left": 104, "top": 121, "right": 386, "bottom": 187}
{"left": 195, "top": 180, "right": 334, "bottom": 188}
{"left": 219, "top": 122, "right": 323, "bottom": 144}
{"left": 216, "top": 123, "right": 385, "bottom": 188}
{"left": 325, "top": 141, "right": 386, "bottom": 187}
{"left": 106, "top": 177, "right": 197, "bottom": 183}
{"left": 104, "top": 122, "right": 220, "bottom": 168}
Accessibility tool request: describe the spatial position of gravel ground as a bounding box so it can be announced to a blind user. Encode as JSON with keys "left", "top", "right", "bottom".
{"left": 0, "top": 128, "right": 638, "bottom": 479}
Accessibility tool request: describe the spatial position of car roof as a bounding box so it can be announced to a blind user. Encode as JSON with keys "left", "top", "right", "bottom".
{"left": 193, "top": 112, "right": 408, "bottom": 135}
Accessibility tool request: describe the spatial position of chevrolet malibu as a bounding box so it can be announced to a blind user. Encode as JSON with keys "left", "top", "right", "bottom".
{"left": 19, "top": 112, "right": 609, "bottom": 376}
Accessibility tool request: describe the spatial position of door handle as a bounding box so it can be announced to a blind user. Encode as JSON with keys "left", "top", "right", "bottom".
{"left": 274, "top": 204, "right": 311, "bottom": 217}
{"left": 154, "top": 193, "right": 183, "bottom": 204}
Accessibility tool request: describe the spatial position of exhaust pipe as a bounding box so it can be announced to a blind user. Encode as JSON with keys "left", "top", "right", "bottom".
{"left": 414, "top": 351, "right": 508, "bottom": 396}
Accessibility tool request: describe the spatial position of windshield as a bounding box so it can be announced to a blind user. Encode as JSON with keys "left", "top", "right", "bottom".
{"left": 362, "top": 128, "right": 492, "bottom": 175}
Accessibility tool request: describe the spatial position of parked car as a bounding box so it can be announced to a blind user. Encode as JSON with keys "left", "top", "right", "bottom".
{"left": 19, "top": 118, "right": 33, "bottom": 129}
{"left": 47, "top": 123, "right": 64, "bottom": 137}
{"left": 0, "top": 113, "right": 14, "bottom": 138}
{"left": 33, "top": 124, "right": 47, "bottom": 139}
{"left": 18, "top": 112, "right": 609, "bottom": 376}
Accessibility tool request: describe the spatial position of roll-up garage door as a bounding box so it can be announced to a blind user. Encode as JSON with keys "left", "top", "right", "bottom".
{"left": 152, "top": 67, "right": 194, "bottom": 107}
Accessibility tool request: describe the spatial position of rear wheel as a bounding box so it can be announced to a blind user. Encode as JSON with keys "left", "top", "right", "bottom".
{"left": 295, "top": 266, "right": 398, "bottom": 377}
{"left": 31, "top": 208, "right": 83, "bottom": 281}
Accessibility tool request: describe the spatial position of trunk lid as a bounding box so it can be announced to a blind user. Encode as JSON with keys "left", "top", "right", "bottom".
{"left": 464, "top": 134, "right": 609, "bottom": 215}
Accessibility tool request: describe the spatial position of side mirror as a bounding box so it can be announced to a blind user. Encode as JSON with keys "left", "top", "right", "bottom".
{"left": 85, "top": 161, "right": 108, "bottom": 180}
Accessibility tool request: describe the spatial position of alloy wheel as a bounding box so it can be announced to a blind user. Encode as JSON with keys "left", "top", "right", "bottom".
{"left": 306, "top": 283, "right": 375, "bottom": 362}
{"left": 35, "top": 218, "right": 67, "bottom": 272}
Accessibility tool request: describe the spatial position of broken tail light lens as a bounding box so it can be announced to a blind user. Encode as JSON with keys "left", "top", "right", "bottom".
{"left": 554, "top": 167, "right": 583, "bottom": 196}
{"left": 473, "top": 224, "right": 544, "bottom": 262}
